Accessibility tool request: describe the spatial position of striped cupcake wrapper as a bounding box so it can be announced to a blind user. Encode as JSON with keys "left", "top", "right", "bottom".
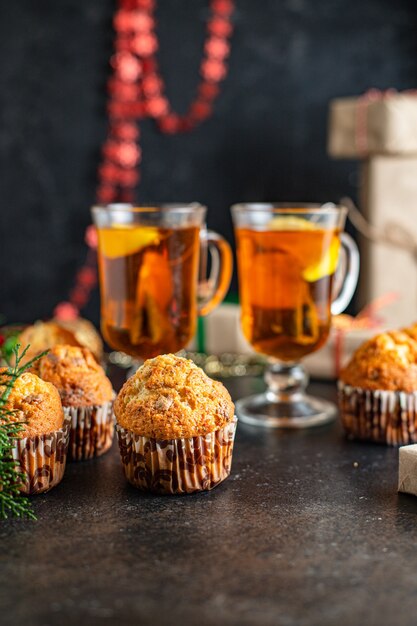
{"left": 116, "top": 417, "right": 238, "bottom": 495}
{"left": 64, "top": 394, "right": 115, "bottom": 462}
{"left": 338, "top": 381, "right": 417, "bottom": 446}
{"left": 12, "top": 415, "right": 71, "bottom": 495}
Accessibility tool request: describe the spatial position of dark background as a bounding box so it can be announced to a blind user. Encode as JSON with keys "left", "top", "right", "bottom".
{"left": 0, "top": 0, "right": 416, "bottom": 324}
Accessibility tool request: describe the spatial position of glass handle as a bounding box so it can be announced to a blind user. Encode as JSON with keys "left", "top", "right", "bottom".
{"left": 331, "top": 232, "right": 360, "bottom": 315}
{"left": 198, "top": 229, "right": 233, "bottom": 316}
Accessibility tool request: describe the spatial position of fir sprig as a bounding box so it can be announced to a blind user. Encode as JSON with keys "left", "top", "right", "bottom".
{"left": 0, "top": 324, "right": 23, "bottom": 365}
{"left": 0, "top": 344, "right": 48, "bottom": 520}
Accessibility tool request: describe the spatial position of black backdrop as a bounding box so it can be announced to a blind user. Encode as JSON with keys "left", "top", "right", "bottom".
{"left": 0, "top": 0, "right": 416, "bottom": 324}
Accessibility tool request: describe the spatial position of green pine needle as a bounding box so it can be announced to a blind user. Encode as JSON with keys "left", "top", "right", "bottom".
{"left": 0, "top": 343, "right": 48, "bottom": 521}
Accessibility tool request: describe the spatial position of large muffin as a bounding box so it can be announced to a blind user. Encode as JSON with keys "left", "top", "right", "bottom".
{"left": 340, "top": 330, "right": 417, "bottom": 392}
{"left": 36, "top": 345, "right": 113, "bottom": 407}
{"left": 339, "top": 330, "right": 417, "bottom": 445}
{"left": 115, "top": 354, "right": 237, "bottom": 494}
{"left": 115, "top": 353, "right": 235, "bottom": 439}
{"left": 0, "top": 369, "right": 64, "bottom": 438}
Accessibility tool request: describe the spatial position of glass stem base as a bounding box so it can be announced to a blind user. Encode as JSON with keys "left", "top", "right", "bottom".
{"left": 236, "top": 361, "right": 336, "bottom": 429}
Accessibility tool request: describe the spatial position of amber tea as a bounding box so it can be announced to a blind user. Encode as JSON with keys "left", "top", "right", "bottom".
{"left": 231, "top": 203, "right": 358, "bottom": 428}
{"left": 236, "top": 220, "right": 341, "bottom": 361}
{"left": 97, "top": 225, "right": 200, "bottom": 359}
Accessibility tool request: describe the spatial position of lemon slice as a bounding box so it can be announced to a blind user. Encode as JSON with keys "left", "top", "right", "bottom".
{"left": 98, "top": 225, "right": 160, "bottom": 258}
{"left": 302, "top": 238, "right": 340, "bottom": 282}
{"left": 268, "top": 216, "right": 316, "bottom": 231}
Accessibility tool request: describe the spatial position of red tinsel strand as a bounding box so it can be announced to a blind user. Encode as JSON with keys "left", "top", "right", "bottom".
{"left": 54, "top": 0, "right": 235, "bottom": 320}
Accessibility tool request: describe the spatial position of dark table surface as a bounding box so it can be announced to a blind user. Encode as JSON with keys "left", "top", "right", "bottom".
{"left": 1, "top": 373, "right": 417, "bottom": 626}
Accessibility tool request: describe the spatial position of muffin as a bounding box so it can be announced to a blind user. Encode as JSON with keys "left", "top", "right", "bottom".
{"left": 17, "top": 321, "right": 83, "bottom": 365}
{"left": 0, "top": 369, "right": 70, "bottom": 494}
{"left": 115, "top": 354, "right": 237, "bottom": 494}
{"left": 338, "top": 330, "right": 417, "bottom": 445}
{"left": 17, "top": 318, "right": 103, "bottom": 366}
{"left": 402, "top": 322, "right": 417, "bottom": 344}
{"left": 52, "top": 318, "right": 103, "bottom": 362}
{"left": 36, "top": 345, "right": 115, "bottom": 461}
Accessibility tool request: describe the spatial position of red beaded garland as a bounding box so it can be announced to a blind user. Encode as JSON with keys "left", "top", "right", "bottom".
{"left": 55, "top": 0, "right": 235, "bottom": 319}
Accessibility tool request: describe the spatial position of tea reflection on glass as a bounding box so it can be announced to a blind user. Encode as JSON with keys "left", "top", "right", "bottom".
{"left": 232, "top": 203, "right": 359, "bottom": 429}
{"left": 92, "top": 204, "right": 233, "bottom": 361}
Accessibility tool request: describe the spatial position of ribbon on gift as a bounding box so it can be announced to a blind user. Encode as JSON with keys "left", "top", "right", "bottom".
{"left": 334, "top": 196, "right": 417, "bottom": 376}
{"left": 342, "top": 196, "right": 417, "bottom": 264}
{"left": 332, "top": 292, "right": 399, "bottom": 377}
{"left": 356, "top": 88, "right": 396, "bottom": 156}
{"left": 355, "top": 88, "right": 417, "bottom": 156}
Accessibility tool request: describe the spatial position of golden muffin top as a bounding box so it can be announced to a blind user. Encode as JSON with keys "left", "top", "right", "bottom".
{"left": 35, "top": 345, "right": 113, "bottom": 407}
{"left": 340, "top": 330, "right": 417, "bottom": 392}
{"left": 17, "top": 321, "right": 83, "bottom": 365}
{"left": 0, "top": 369, "right": 64, "bottom": 438}
{"left": 402, "top": 323, "right": 417, "bottom": 344}
{"left": 114, "top": 354, "right": 235, "bottom": 439}
{"left": 17, "top": 319, "right": 103, "bottom": 365}
{"left": 52, "top": 318, "right": 103, "bottom": 361}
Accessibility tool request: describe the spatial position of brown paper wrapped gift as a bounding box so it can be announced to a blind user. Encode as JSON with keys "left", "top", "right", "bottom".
{"left": 328, "top": 92, "right": 417, "bottom": 158}
{"left": 358, "top": 156, "right": 417, "bottom": 327}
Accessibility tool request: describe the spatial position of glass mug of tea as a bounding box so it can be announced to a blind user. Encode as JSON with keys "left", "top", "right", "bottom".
{"left": 231, "top": 203, "right": 359, "bottom": 428}
{"left": 92, "top": 203, "right": 233, "bottom": 360}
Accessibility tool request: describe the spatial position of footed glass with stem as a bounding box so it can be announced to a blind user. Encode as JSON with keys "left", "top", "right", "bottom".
{"left": 231, "top": 203, "right": 359, "bottom": 428}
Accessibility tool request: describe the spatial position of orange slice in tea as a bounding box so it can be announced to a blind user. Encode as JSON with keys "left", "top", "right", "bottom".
{"left": 302, "top": 237, "right": 340, "bottom": 282}
{"left": 268, "top": 217, "right": 340, "bottom": 282}
{"left": 98, "top": 225, "right": 160, "bottom": 258}
{"left": 268, "top": 216, "right": 316, "bottom": 231}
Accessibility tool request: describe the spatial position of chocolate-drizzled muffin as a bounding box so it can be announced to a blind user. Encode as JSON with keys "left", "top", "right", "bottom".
{"left": 339, "top": 331, "right": 417, "bottom": 445}
{"left": 36, "top": 345, "right": 115, "bottom": 461}
{"left": 115, "top": 354, "right": 237, "bottom": 495}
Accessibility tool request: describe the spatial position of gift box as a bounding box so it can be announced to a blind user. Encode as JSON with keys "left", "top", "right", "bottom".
{"left": 328, "top": 91, "right": 417, "bottom": 158}
{"left": 358, "top": 156, "right": 417, "bottom": 327}
{"left": 202, "top": 304, "right": 253, "bottom": 356}
{"left": 303, "top": 326, "right": 382, "bottom": 380}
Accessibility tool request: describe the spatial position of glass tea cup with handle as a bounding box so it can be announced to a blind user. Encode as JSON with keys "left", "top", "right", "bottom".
{"left": 92, "top": 203, "right": 233, "bottom": 361}
{"left": 231, "top": 202, "right": 359, "bottom": 428}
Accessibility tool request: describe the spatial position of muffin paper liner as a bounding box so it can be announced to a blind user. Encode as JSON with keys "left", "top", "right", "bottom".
{"left": 338, "top": 382, "right": 417, "bottom": 446}
{"left": 12, "top": 416, "right": 71, "bottom": 495}
{"left": 116, "top": 417, "right": 238, "bottom": 495}
{"left": 64, "top": 395, "right": 115, "bottom": 462}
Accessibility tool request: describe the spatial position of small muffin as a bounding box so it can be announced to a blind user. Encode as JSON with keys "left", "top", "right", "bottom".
{"left": 36, "top": 345, "right": 115, "bottom": 461}
{"left": 0, "top": 370, "right": 64, "bottom": 437}
{"left": 339, "top": 331, "right": 417, "bottom": 445}
{"left": 340, "top": 331, "right": 417, "bottom": 392}
{"left": 115, "top": 354, "right": 237, "bottom": 495}
{"left": 0, "top": 369, "right": 69, "bottom": 494}
{"left": 402, "top": 322, "right": 417, "bottom": 344}
{"left": 17, "top": 321, "right": 82, "bottom": 365}
{"left": 17, "top": 318, "right": 103, "bottom": 366}
{"left": 36, "top": 345, "right": 113, "bottom": 407}
{"left": 53, "top": 318, "right": 103, "bottom": 362}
